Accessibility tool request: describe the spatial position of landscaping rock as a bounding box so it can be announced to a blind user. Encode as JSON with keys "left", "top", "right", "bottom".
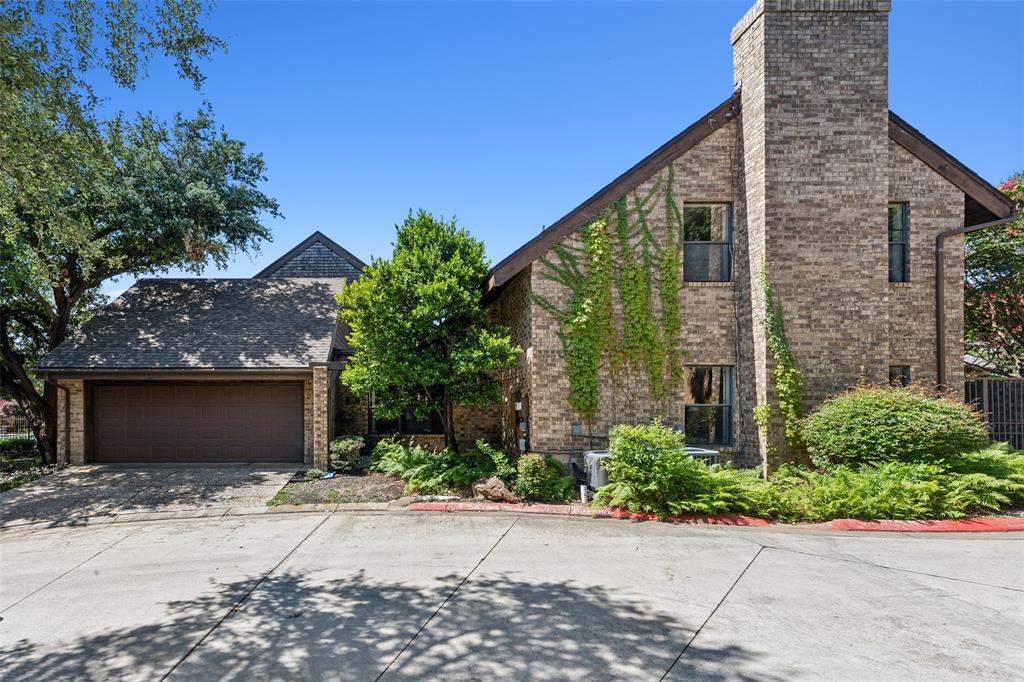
{"left": 472, "top": 476, "right": 518, "bottom": 503}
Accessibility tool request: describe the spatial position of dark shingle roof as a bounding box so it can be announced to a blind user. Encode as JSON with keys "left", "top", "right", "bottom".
{"left": 266, "top": 241, "right": 362, "bottom": 280}
{"left": 37, "top": 278, "right": 345, "bottom": 371}
{"left": 254, "top": 231, "right": 366, "bottom": 279}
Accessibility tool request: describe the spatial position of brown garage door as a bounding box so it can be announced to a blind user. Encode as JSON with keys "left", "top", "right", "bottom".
{"left": 91, "top": 382, "right": 304, "bottom": 463}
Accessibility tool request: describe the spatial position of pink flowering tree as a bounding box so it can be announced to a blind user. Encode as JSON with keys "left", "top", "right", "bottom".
{"left": 965, "top": 172, "right": 1024, "bottom": 376}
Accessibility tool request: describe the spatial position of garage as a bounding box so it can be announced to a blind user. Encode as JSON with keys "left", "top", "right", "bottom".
{"left": 91, "top": 382, "right": 304, "bottom": 463}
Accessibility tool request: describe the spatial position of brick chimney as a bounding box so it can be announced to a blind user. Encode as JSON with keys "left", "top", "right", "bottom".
{"left": 732, "top": 0, "right": 892, "bottom": 464}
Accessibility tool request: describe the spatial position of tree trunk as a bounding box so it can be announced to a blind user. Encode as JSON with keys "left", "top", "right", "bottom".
{"left": 443, "top": 393, "right": 459, "bottom": 454}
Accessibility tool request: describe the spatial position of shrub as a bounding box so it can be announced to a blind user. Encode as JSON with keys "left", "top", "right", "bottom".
{"left": 768, "top": 461, "right": 1020, "bottom": 522}
{"left": 305, "top": 468, "right": 325, "bottom": 481}
{"left": 940, "top": 442, "right": 1024, "bottom": 507}
{"left": 802, "top": 385, "right": 988, "bottom": 467}
{"left": 369, "top": 437, "right": 505, "bottom": 494}
{"left": 0, "top": 435, "right": 35, "bottom": 457}
{"left": 329, "top": 435, "right": 365, "bottom": 473}
{"left": 512, "top": 453, "right": 573, "bottom": 502}
{"left": 593, "top": 422, "right": 769, "bottom": 518}
{"left": 473, "top": 439, "right": 518, "bottom": 485}
{"left": 589, "top": 422, "right": 1023, "bottom": 522}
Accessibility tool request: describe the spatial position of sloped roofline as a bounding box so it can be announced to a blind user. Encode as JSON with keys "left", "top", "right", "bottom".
{"left": 484, "top": 94, "right": 740, "bottom": 295}
{"left": 254, "top": 230, "right": 368, "bottom": 278}
{"left": 483, "top": 95, "right": 1014, "bottom": 297}
{"left": 887, "top": 111, "right": 1015, "bottom": 225}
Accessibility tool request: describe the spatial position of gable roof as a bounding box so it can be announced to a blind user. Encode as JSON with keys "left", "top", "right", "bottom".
{"left": 36, "top": 278, "right": 346, "bottom": 372}
{"left": 254, "top": 230, "right": 366, "bottom": 279}
{"left": 485, "top": 95, "right": 740, "bottom": 295}
{"left": 484, "top": 94, "right": 1014, "bottom": 296}
{"left": 887, "top": 112, "right": 1015, "bottom": 226}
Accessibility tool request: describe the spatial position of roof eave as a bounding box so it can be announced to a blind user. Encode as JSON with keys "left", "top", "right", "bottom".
{"left": 887, "top": 111, "right": 1015, "bottom": 223}
{"left": 483, "top": 93, "right": 741, "bottom": 298}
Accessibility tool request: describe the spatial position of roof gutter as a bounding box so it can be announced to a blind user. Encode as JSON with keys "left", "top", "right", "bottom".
{"left": 935, "top": 210, "right": 1018, "bottom": 388}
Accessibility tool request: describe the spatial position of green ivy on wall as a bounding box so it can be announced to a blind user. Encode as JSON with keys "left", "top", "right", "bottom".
{"left": 533, "top": 165, "right": 686, "bottom": 420}
{"left": 759, "top": 261, "right": 805, "bottom": 447}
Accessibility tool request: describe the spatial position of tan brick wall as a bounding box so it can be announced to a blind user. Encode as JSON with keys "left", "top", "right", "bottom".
{"left": 303, "top": 378, "right": 314, "bottom": 466}
{"left": 734, "top": 0, "right": 892, "bottom": 467}
{"left": 312, "top": 366, "right": 330, "bottom": 469}
{"left": 56, "top": 379, "right": 86, "bottom": 466}
{"left": 335, "top": 380, "right": 369, "bottom": 436}
{"left": 887, "top": 141, "right": 965, "bottom": 394}
{"left": 527, "top": 122, "right": 741, "bottom": 457}
{"left": 504, "top": 0, "right": 964, "bottom": 469}
{"left": 491, "top": 269, "right": 532, "bottom": 452}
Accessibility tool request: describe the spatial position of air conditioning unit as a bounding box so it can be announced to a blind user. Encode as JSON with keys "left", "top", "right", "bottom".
{"left": 583, "top": 450, "right": 611, "bottom": 489}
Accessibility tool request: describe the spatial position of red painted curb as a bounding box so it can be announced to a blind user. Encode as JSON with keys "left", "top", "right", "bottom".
{"left": 828, "top": 517, "right": 1024, "bottom": 532}
{"left": 406, "top": 502, "right": 770, "bottom": 526}
{"left": 407, "top": 501, "right": 1024, "bottom": 532}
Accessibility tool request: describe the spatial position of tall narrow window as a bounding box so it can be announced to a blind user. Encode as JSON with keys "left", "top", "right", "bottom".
{"left": 683, "top": 204, "right": 732, "bottom": 282}
{"left": 682, "top": 366, "right": 733, "bottom": 446}
{"left": 888, "top": 203, "right": 909, "bottom": 283}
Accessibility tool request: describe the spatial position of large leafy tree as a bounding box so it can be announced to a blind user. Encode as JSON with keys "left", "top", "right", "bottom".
{"left": 1, "top": 2, "right": 279, "bottom": 461}
{"left": 338, "top": 210, "right": 520, "bottom": 452}
{"left": 965, "top": 172, "right": 1024, "bottom": 377}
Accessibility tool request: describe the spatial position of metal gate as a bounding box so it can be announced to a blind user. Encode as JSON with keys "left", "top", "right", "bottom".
{"left": 964, "top": 379, "right": 1024, "bottom": 449}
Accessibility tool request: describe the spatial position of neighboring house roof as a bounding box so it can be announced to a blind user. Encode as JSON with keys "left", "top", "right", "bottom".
{"left": 36, "top": 278, "right": 346, "bottom": 371}
{"left": 964, "top": 353, "right": 1008, "bottom": 376}
{"left": 484, "top": 94, "right": 1016, "bottom": 296}
{"left": 254, "top": 231, "right": 366, "bottom": 279}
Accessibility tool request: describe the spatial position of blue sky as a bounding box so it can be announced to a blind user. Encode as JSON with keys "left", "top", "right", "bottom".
{"left": 96, "top": 0, "right": 1024, "bottom": 296}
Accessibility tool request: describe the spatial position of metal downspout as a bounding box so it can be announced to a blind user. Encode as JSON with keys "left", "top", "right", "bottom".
{"left": 934, "top": 211, "right": 1019, "bottom": 388}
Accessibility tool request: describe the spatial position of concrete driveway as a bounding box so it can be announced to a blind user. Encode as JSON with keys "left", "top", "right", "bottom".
{"left": 1, "top": 512, "right": 1021, "bottom": 681}
{"left": 0, "top": 465, "right": 297, "bottom": 528}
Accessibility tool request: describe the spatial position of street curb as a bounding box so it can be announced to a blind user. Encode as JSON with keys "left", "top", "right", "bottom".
{"left": 406, "top": 501, "right": 1024, "bottom": 532}
{"left": 828, "top": 517, "right": 1024, "bottom": 532}
{"left": 0, "top": 500, "right": 408, "bottom": 531}
{"left": 407, "top": 502, "right": 771, "bottom": 526}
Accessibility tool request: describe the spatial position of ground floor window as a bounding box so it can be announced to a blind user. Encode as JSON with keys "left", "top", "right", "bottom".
{"left": 889, "top": 366, "right": 911, "bottom": 387}
{"left": 368, "top": 392, "right": 444, "bottom": 434}
{"left": 682, "top": 366, "right": 733, "bottom": 446}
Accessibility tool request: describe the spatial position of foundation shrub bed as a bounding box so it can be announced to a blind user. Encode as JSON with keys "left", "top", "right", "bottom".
{"left": 329, "top": 435, "right": 365, "bottom": 473}
{"left": 370, "top": 437, "right": 516, "bottom": 496}
{"left": 593, "top": 422, "right": 1024, "bottom": 521}
{"left": 512, "top": 453, "right": 574, "bottom": 503}
{"left": 370, "top": 437, "right": 572, "bottom": 502}
{"left": 802, "top": 385, "right": 989, "bottom": 468}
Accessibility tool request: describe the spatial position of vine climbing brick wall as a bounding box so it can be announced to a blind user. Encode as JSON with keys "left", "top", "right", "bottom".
{"left": 528, "top": 122, "right": 742, "bottom": 459}
{"left": 734, "top": 0, "right": 892, "bottom": 467}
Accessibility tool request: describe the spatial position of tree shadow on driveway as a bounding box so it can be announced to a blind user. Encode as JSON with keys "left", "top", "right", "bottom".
{"left": 0, "top": 569, "right": 780, "bottom": 681}
{"left": 0, "top": 465, "right": 295, "bottom": 528}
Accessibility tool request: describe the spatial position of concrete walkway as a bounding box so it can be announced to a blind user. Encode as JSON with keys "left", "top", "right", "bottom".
{"left": 0, "top": 465, "right": 297, "bottom": 528}
{"left": 1, "top": 511, "right": 1021, "bottom": 680}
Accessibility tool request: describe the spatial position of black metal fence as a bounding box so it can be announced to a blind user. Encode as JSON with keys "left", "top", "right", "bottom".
{"left": 0, "top": 408, "right": 32, "bottom": 437}
{"left": 965, "top": 379, "right": 1024, "bottom": 450}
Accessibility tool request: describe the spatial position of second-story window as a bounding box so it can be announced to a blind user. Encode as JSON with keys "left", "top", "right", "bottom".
{"left": 889, "top": 203, "right": 909, "bottom": 283}
{"left": 683, "top": 203, "right": 732, "bottom": 282}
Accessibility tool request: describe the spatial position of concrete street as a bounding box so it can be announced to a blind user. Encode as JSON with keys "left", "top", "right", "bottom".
{"left": 1, "top": 511, "right": 1022, "bottom": 681}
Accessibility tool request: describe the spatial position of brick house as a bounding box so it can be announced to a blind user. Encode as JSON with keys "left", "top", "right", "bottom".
{"left": 481, "top": 0, "right": 1015, "bottom": 467}
{"left": 37, "top": 0, "right": 1015, "bottom": 471}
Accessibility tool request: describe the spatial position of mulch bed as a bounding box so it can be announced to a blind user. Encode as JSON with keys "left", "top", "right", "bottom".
{"left": 270, "top": 472, "right": 407, "bottom": 505}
